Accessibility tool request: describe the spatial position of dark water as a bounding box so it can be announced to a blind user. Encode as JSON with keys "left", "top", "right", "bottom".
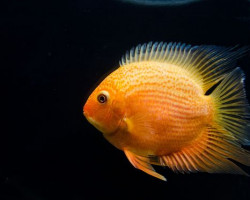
{"left": 2, "top": 0, "right": 250, "bottom": 199}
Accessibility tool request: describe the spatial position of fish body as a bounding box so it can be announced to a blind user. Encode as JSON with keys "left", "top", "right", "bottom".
{"left": 83, "top": 42, "right": 250, "bottom": 181}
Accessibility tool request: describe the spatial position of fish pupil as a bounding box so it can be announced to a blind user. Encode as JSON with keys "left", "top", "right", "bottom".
{"left": 97, "top": 94, "right": 107, "bottom": 103}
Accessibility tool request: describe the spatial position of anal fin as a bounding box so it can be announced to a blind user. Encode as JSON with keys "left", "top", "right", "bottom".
{"left": 157, "top": 126, "right": 250, "bottom": 175}
{"left": 124, "top": 150, "right": 167, "bottom": 181}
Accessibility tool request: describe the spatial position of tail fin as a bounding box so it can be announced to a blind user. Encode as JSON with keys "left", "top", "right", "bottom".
{"left": 211, "top": 67, "right": 250, "bottom": 144}
{"left": 209, "top": 67, "right": 250, "bottom": 168}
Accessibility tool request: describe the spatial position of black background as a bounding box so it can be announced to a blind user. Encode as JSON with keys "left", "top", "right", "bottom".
{"left": 1, "top": 0, "right": 250, "bottom": 199}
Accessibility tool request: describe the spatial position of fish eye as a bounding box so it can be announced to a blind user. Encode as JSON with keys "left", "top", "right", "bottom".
{"left": 97, "top": 91, "right": 109, "bottom": 104}
{"left": 98, "top": 94, "right": 107, "bottom": 103}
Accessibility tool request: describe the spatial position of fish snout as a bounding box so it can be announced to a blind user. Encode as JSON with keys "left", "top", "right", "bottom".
{"left": 83, "top": 110, "right": 88, "bottom": 118}
{"left": 83, "top": 102, "right": 91, "bottom": 117}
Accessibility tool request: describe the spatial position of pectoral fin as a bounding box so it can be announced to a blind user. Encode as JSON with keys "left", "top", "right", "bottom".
{"left": 124, "top": 150, "right": 167, "bottom": 181}
{"left": 123, "top": 114, "right": 156, "bottom": 136}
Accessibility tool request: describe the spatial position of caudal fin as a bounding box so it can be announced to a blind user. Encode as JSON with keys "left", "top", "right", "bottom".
{"left": 211, "top": 67, "right": 250, "bottom": 145}
{"left": 210, "top": 67, "right": 250, "bottom": 168}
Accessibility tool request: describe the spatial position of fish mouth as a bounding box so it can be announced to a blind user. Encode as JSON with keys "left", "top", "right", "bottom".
{"left": 83, "top": 111, "right": 123, "bottom": 135}
{"left": 85, "top": 116, "right": 105, "bottom": 133}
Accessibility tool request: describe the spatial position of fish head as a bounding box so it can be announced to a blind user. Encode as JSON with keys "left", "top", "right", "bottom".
{"left": 83, "top": 73, "right": 125, "bottom": 135}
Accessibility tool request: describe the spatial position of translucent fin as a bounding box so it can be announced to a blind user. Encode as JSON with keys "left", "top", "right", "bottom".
{"left": 155, "top": 126, "right": 250, "bottom": 175}
{"left": 123, "top": 114, "right": 156, "bottom": 137}
{"left": 124, "top": 150, "right": 167, "bottom": 181}
{"left": 211, "top": 67, "right": 250, "bottom": 144}
{"left": 119, "top": 42, "right": 248, "bottom": 92}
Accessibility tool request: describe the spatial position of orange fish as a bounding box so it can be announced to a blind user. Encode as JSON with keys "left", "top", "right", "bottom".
{"left": 83, "top": 42, "right": 250, "bottom": 181}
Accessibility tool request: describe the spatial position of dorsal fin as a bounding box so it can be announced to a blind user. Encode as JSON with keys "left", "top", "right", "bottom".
{"left": 119, "top": 42, "right": 248, "bottom": 93}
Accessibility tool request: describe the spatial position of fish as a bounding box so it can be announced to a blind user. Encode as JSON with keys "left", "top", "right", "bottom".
{"left": 83, "top": 42, "right": 250, "bottom": 181}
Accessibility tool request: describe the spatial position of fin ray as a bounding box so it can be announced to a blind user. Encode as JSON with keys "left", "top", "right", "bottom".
{"left": 124, "top": 150, "right": 166, "bottom": 181}
{"left": 120, "top": 42, "right": 248, "bottom": 93}
{"left": 211, "top": 68, "right": 250, "bottom": 144}
{"left": 150, "top": 126, "right": 250, "bottom": 175}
